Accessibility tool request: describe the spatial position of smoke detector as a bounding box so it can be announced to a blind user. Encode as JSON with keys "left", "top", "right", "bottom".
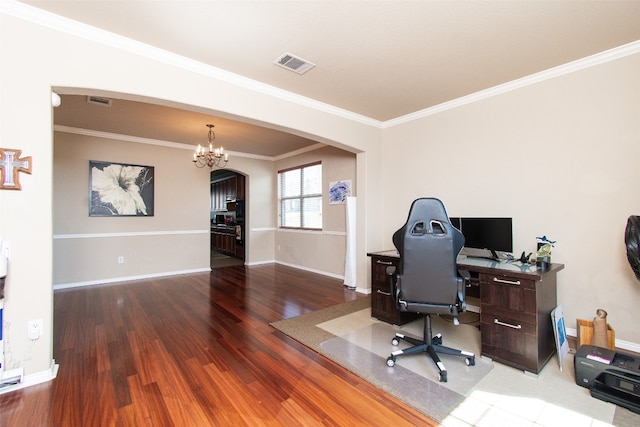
{"left": 274, "top": 52, "right": 316, "bottom": 75}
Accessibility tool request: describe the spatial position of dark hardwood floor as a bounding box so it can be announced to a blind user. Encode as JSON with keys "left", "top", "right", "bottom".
{"left": 0, "top": 264, "right": 437, "bottom": 426}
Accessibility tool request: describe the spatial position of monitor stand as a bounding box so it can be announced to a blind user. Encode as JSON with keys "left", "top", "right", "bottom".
{"left": 460, "top": 248, "right": 501, "bottom": 262}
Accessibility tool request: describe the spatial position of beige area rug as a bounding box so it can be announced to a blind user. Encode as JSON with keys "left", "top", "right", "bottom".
{"left": 271, "top": 296, "right": 489, "bottom": 421}
{"left": 271, "top": 297, "right": 640, "bottom": 426}
{"left": 270, "top": 296, "right": 372, "bottom": 350}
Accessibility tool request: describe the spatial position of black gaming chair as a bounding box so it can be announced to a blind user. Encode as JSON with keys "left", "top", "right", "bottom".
{"left": 385, "top": 197, "right": 475, "bottom": 382}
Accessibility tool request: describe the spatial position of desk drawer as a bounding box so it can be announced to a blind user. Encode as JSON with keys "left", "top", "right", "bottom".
{"left": 372, "top": 257, "right": 396, "bottom": 282}
{"left": 479, "top": 272, "right": 554, "bottom": 373}
{"left": 480, "top": 273, "right": 537, "bottom": 316}
{"left": 481, "top": 312, "right": 541, "bottom": 372}
{"left": 371, "top": 285, "right": 396, "bottom": 320}
{"left": 369, "top": 256, "right": 418, "bottom": 325}
{"left": 479, "top": 273, "right": 536, "bottom": 290}
{"left": 371, "top": 288, "right": 418, "bottom": 325}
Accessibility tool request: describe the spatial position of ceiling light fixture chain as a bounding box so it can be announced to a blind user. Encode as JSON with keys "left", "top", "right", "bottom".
{"left": 193, "top": 123, "right": 229, "bottom": 169}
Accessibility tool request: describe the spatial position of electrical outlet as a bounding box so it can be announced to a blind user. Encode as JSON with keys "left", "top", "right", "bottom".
{"left": 28, "top": 319, "right": 43, "bottom": 340}
{"left": 118, "top": 256, "right": 124, "bottom": 264}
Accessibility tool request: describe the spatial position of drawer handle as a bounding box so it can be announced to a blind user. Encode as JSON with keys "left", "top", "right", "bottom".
{"left": 376, "top": 260, "right": 393, "bottom": 266}
{"left": 493, "top": 318, "right": 522, "bottom": 329}
{"left": 376, "top": 290, "right": 391, "bottom": 296}
{"left": 493, "top": 277, "right": 520, "bottom": 286}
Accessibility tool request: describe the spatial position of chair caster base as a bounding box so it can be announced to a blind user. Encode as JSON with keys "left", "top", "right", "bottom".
{"left": 431, "top": 334, "right": 442, "bottom": 346}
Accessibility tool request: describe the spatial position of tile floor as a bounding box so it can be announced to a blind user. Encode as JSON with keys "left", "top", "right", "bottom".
{"left": 210, "top": 250, "right": 244, "bottom": 268}
{"left": 318, "top": 309, "right": 638, "bottom": 427}
{"left": 442, "top": 388, "right": 614, "bottom": 427}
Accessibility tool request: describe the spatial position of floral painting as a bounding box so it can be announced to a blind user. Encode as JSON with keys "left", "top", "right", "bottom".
{"left": 89, "top": 161, "right": 154, "bottom": 216}
{"left": 329, "top": 179, "right": 351, "bottom": 204}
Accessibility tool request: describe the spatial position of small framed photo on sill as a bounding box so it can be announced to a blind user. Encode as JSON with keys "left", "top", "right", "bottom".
{"left": 89, "top": 160, "right": 154, "bottom": 216}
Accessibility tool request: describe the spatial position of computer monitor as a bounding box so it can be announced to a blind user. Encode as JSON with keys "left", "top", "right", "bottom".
{"left": 449, "top": 217, "right": 513, "bottom": 260}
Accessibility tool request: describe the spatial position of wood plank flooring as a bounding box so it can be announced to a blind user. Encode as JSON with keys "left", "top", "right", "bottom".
{"left": 0, "top": 264, "right": 437, "bottom": 426}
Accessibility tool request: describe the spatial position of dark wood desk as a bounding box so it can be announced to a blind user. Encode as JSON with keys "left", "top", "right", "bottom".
{"left": 367, "top": 250, "right": 565, "bottom": 374}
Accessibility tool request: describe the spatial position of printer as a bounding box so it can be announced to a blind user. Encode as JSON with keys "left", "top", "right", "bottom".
{"left": 574, "top": 345, "right": 640, "bottom": 414}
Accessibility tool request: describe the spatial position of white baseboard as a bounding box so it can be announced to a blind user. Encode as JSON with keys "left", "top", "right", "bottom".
{"left": 245, "top": 259, "right": 275, "bottom": 266}
{"left": 354, "top": 286, "right": 371, "bottom": 295}
{"left": 0, "top": 360, "right": 58, "bottom": 395}
{"left": 565, "top": 327, "right": 640, "bottom": 354}
{"left": 271, "top": 261, "right": 374, "bottom": 295}
{"left": 53, "top": 268, "right": 211, "bottom": 290}
{"left": 274, "top": 260, "right": 344, "bottom": 280}
{"left": 54, "top": 262, "right": 351, "bottom": 291}
{"left": 248, "top": 259, "right": 369, "bottom": 294}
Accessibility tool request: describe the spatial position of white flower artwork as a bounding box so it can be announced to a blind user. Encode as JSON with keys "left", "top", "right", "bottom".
{"left": 89, "top": 161, "right": 154, "bottom": 216}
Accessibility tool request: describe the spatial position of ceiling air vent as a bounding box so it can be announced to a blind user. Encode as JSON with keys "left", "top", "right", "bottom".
{"left": 274, "top": 52, "right": 316, "bottom": 75}
{"left": 86, "top": 95, "right": 112, "bottom": 107}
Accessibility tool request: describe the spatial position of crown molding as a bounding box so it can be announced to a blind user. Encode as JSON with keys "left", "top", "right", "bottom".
{"left": 5, "top": 1, "right": 639, "bottom": 131}
{"left": 385, "top": 40, "right": 640, "bottom": 128}
{"left": 2, "top": 1, "right": 382, "bottom": 129}
{"left": 273, "top": 143, "right": 327, "bottom": 161}
{"left": 54, "top": 125, "right": 276, "bottom": 161}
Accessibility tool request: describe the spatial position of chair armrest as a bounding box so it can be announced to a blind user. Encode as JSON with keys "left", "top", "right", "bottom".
{"left": 458, "top": 269, "right": 471, "bottom": 282}
{"left": 386, "top": 265, "right": 397, "bottom": 294}
{"left": 457, "top": 269, "right": 471, "bottom": 312}
{"left": 386, "top": 266, "right": 399, "bottom": 305}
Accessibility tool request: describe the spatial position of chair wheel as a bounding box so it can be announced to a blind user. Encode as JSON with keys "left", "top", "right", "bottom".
{"left": 466, "top": 357, "right": 476, "bottom": 366}
{"left": 386, "top": 356, "right": 395, "bottom": 367}
{"left": 439, "top": 371, "right": 447, "bottom": 382}
{"left": 391, "top": 337, "right": 400, "bottom": 346}
{"left": 432, "top": 335, "right": 442, "bottom": 345}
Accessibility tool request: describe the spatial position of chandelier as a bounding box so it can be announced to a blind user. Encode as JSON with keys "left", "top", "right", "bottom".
{"left": 193, "top": 124, "right": 229, "bottom": 169}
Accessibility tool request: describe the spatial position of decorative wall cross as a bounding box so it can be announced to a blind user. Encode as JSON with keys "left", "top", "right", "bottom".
{"left": 0, "top": 148, "right": 32, "bottom": 190}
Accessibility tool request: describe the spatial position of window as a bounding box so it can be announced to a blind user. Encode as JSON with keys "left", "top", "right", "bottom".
{"left": 278, "top": 162, "right": 322, "bottom": 229}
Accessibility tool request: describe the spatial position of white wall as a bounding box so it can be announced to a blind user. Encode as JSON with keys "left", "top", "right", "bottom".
{"left": 274, "top": 146, "right": 357, "bottom": 276}
{"left": 52, "top": 130, "right": 280, "bottom": 286}
{"left": 381, "top": 53, "right": 640, "bottom": 348}
{"left": 0, "top": 7, "right": 377, "bottom": 382}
